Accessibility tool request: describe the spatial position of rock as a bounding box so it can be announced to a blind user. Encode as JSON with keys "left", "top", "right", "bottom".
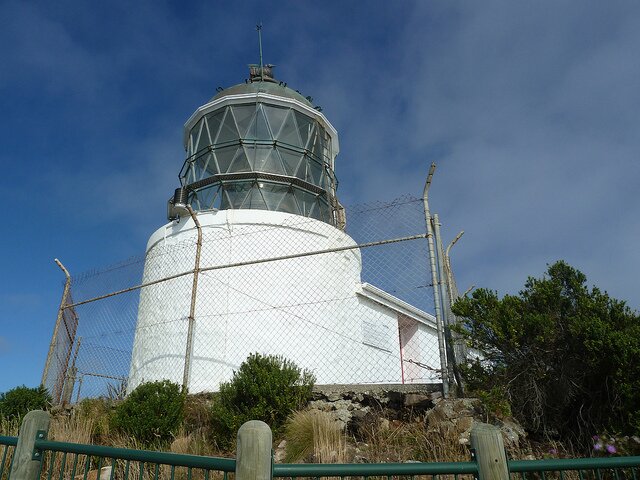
{"left": 377, "top": 418, "right": 390, "bottom": 431}
{"left": 404, "top": 393, "right": 432, "bottom": 409}
{"left": 497, "top": 418, "right": 527, "bottom": 447}
{"left": 386, "top": 391, "right": 404, "bottom": 408}
{"left": 331, "top": 399, "right": 354, "bottom": 411}
{"left": 456, "top": 415, "right": 475, "bottom": 445}
{"left": 274, "top": 440, "right": 287, "bottom": 463}
{"left": 430, "top": 391, "right": 443, "bottom": 404}
{"left": 424, "top": 397, "right": 526, "bottom": 449}
{"left": 308, "top": 400, "right": 333, "bottom": 412}
{"left": 348, "top": 411, "right": 378, "bottom": 438}
{"left": 332, "top": 408, "right": 352, "bottom": 428}
{"left": 326, "top": 392, "right": 342, "bottom": 402}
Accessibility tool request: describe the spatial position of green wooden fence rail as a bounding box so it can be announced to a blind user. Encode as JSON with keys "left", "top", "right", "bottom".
{"left": 2, "top": 411, "right": 640, "bottom": 480}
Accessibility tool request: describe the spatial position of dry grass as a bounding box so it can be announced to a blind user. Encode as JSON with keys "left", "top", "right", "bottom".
{"left": 0, "top": 417, "right": 20, "bottom": 436}
{"left": 357, "top": 417, "right": 469, "bottom": 464}
{"left": 170, "top": 427, "right": 219, "bottom": 457}
{"left": 50, "top": 413, "right": 94, "bottom": 444}
{"left": 284, "top": 410, "right": 348, "bottom": 463}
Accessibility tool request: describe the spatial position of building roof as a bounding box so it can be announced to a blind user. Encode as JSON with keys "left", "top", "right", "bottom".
{"left": 358, "top": 283, "right": 438, "bottom": 330}
{"left": 211, "top": 80, "right": 314, "bottom": 108}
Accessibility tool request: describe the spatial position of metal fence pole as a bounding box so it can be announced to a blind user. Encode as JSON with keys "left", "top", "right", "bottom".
{"left": 236, "top": 420, "right": 273, "bottom": 480}
{"left": 10, "top": 410, "right": 51, "bottom": 480}
{"left": 182, "top": 205, "right": 202, "bottom": 393}
{"left": 423, "top": 164, "right": 449, "bottom": 397}
{"left": 41, "top": 259, "right": 71, "bottom": 390}
{"left": 445, "top": 231, "right": 469, "bottom": 384}
{"left": 62, "top": 336, "right": 82, "bottom": 406}
{"left": 433, "top": 214, "right": 457, "bottom": 389}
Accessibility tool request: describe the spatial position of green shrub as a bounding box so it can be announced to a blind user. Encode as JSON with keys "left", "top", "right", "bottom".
{"left": 111, "top": 380, "right": 185, "bottom": 445}
{"left": 211, "top": 353, "right": 315, "bottom": 449}
{"left": 0, "top": 385, "right": 51, "bottom": 421}
{"left": 453, "top": 260, "right": 640, "bottom": 443}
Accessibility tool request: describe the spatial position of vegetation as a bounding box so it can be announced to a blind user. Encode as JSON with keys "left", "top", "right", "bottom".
{"left": 452, "top": 260, "right": 640, "bottom": 443}
{"left": 10, "top": 330, "right": 638, "bottom": 462}
{"left": 211, "top": 353, "right": 315, "bottom": 449}
{"left": 111, "top": 380, "right": 185, "bottom": 445}
{"left": 0, "top": 385, "right": 51, "bottom": 421}
{"left": 75, "top": 398, "right": 113, "bottom": 439}
{"left": 284, "top": 410, "right": 347, "bottom": 463}
{"left": 355, "top": 417, "right": 470, "bottom": 463}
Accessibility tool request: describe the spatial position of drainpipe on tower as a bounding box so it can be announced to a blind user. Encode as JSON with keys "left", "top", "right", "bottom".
{"left": 172, "top": 188, "right": 203, "bottom": 394}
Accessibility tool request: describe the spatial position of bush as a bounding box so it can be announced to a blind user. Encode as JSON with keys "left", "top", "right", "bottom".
{"left": 452, "top": 261, "right": 640, "bottom": 443}
{"left": 0, "top": 385, "right": 51, "bottom": 421}
{"left": 211, "top": 353, "right": 315, "bottom": 449}
{"left": 111, "top": 380, "right": 185, "bottom": 445}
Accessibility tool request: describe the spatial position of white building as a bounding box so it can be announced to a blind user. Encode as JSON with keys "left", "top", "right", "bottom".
{"left": 128, "top": 66, "right": 441, "bottom": 393}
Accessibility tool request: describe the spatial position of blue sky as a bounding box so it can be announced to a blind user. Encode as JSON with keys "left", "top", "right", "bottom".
{"left": 1, "top": 1, "right": 639, "bottom": 393}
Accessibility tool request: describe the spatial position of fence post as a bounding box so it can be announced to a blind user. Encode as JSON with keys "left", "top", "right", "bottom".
{"left": 235, "top": 420, "right": 273, "bottom": 480}
{"left": 10, "top": 410, "right": 51, "bottom": 480}
{"left": 470, "top": 423, "right": 509, "bottom": 480}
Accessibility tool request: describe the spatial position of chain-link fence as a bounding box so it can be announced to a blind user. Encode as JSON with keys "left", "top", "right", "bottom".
{"left": 43, "top": 195, "right": 451, "bottom": 403}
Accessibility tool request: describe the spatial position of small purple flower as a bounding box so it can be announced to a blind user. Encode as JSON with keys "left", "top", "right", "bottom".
{"left": 593, "top": 443, "right": 602, "bottom": 451}
{"left": 592, "top": 435, "right": 600, "bottom": 441}
{"left": 606, "top": 445, "right": 617, "bottom": 454}
{"left": 549, "top": 449, "right": 557, "bottom": 455}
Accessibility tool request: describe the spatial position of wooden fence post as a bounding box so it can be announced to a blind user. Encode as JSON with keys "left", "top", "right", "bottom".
{"left": 235, "top": 420, "right": 273, "bottom": 480}
{"left": 10, "top": 410, "right": 51, "bottom": 480}
{"left": 470, "top": 422, "right": 509, "bottom": 480}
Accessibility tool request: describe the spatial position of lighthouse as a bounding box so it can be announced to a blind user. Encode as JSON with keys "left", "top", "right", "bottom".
{"left": 127, "top": 65, "right": 441, "bottom": 393}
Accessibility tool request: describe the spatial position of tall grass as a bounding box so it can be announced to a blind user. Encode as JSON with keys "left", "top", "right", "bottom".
{"left": 0, "top": 417, "right": 19, "bottom": 436}
{"left": 358, "top": 417, "right": 469, "bottom": 463}
{"left": 284, "top": 410, "right": 347, "bottom": 463}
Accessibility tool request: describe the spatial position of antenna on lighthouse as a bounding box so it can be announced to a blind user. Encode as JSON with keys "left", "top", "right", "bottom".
{"left": 256, "top": 22, "right": 264, "bottom": 81}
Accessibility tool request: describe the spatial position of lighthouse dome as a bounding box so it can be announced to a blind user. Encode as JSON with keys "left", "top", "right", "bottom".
{"left": 211, "top": 80, "right": 314, "bottom": 108}
{"left": 175, "top": 65, "right": 343, "bottom": 227}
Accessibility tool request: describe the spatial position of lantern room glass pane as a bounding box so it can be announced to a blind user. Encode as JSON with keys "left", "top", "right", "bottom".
{"left": 263, "top": 149, "right": 286, "bottom": 175}
{"left": 231, "top": 105, "right": 256, "bottom": 138}
{"left": 263, "top": 105, "right": 288, "bottom": 137}
{"left": 216, "top": 108, "right": 240, "bottom": 144}
{"left": 229, "top": 148, "right": 251, "bottom": 172}
{"left": 277, "top": 110, "right": 301, "bottom": 147}
{"left": 255, "top": 105, "right": 271, "bottom": 139}
{"left": 205, "top": 111, "right": 225, "bottom": 145}
{"left": 277, "top": 189, "right": 299, "bottom": 215}
{"left": 252, "top": 145, "right": 272, "bottom": 172}
{"left": 222, "top": 181, "right": 252, "bottom": 209}
{"left": 243, "top": 186, "right": 268, "bottom": 210}
{"left": 294, "top": 111, "right": 313, "bottom": 148}
{"left": 279, "top": 149, "right": 303, "bottom": 176}
{"left": 189, "top": 119, "right": 204, "bottom": 156}
{"left": 260, "top": 184, "right": 289, "bottom": 210}
{"left": 200, "top": 153, "right": 216, "bottom": 178}
{"left": 214, "top": 146, "right": 237, "bottom": 174}
{"left": 197, "top": 118, "right": 213, "bottom": 152}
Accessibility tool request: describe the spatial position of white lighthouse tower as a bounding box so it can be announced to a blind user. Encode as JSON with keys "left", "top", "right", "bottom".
{"left": 128, "top": 65, "right": 441, "bottom": 393}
